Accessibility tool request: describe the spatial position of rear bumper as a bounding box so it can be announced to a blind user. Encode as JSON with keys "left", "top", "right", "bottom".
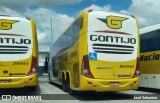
{"left": 0, "top": 73, "right": 38, "bottom": 89}
{"left": 78, "top": 75, "right": 139, "bottom": 92}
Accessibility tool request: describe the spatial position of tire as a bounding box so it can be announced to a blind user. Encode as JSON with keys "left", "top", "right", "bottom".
{"left": 67, "top": 76, "right": 75, "bottom": 95}
{"left": 62, "top": 75, "right": 68, "bottom": 92}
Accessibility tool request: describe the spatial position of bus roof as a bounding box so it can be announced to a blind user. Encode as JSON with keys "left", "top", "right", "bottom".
{"left": 140, "top": 24, "right": 160, "bottom": 35}
{"left": 0, "top": 15, "right": 31, "bottom": 21}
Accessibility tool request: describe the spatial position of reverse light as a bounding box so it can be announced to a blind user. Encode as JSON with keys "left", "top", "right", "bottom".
{"left": 81, "top": 55, "right": 94, "bottom": 78}
{"left": 31, "top": 68, "right": 36, "bottom": 73}
{"left": 27, "top": 56, "right": 37, "bottom": 76}
{"left": 132, "top": 57, "right": 140, "bottom": 78}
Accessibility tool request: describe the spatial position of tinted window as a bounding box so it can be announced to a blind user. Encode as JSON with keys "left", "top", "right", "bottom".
{"left": 68, "top": 17, "right": 81, "bottom": 46}
{"left": 141, "top": 29, "right": 160, "bottom": 52}
{"left": 50, "top": 17, "right": 82, "bottom": 57}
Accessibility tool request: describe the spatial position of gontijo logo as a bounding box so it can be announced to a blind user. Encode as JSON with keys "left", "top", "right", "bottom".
{"left": 107, "top": 16, "right": 127, "bottom": 29}
{"left": 0, "top": 19, "right": 18, "bottom": 30}
{"left": 98, "top": 16, "right": 128, "bottom": 29}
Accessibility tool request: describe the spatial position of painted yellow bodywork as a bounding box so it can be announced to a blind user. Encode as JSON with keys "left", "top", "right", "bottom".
{"left": 0, "top": 19, "right": 38, "bottom": 88}
{"left": 0, "top": 73, "right": 38, "bottom": 88}
{"left": 140, "top": 51, "right": 160, "bottom": 74}
{"left": 79, "top": 75, "right": 138, "bottom": 92}
{"left": 55, "top": 10, "right": 140, "bottom": 92}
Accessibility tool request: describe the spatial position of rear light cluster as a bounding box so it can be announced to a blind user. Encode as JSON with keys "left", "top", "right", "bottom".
{"left": 132, "top": 57, "right": 140, "bottom": 78}
{"left": 27, "top": 56, "right": 37, "bottom": 76}
{"left": 81, "top": 55, "right": 94, "bottom": 78}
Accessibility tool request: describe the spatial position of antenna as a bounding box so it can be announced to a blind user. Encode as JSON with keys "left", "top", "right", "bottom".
{"left": 50, "top": 18, "right": 53, "bottom": 44}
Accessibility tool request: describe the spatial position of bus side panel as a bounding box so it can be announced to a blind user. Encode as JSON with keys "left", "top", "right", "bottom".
{"left": 78, "top": 11, "right": 89, "bottom": 89}
{"left": 140, "top": 51, "right": 160, "bottom": 89}
{"left": 31, "top": 19, "right": 38, "bottom": 60}
{"left": 156, "top": 74, "right": 160, "bottom": 89}
{"left": 65, "top": 40, "right": 80, "bottom": 89}
{"left": 56, "top": 11, "right": 90, "bottom": 90}
{"left": 30, "top": 19, "right": 38, "bottom": 86}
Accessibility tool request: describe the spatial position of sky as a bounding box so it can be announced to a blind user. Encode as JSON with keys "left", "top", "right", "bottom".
{"left": 0, "top": 0, "right": 160, "bottom": 51}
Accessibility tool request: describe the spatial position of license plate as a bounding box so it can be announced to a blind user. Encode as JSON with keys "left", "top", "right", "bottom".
{"left": 109, "top": 82, "right": 119, "bottom": 86}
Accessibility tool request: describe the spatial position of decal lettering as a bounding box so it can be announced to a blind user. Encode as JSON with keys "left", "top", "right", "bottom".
{"left": 140, "top": 53, "right": 160, "bottom": 61}
{"left": 120, "top": 65, "right": 135, "bottom": 68}
{"left": 90, "top": 35, "right": 136, "bottom": 44}
{"left": 0, "top": 38, "right": 31, "bottom": 44}
{"left": 12, "top": 62, "right": 29, "bottom": 65}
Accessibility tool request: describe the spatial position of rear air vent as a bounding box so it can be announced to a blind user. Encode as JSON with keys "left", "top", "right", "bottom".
{"left": 93, "top": 43, "right": 134, "bottom": 54}
{"left": 0, "top": 45, "right": 28, "bottom": 54}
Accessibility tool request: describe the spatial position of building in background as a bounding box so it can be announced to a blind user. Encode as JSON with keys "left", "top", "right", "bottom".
{"left": 38, "top": 51, "right": 48, "bottom": 76}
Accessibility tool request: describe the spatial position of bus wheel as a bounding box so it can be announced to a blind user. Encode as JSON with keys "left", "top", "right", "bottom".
{"left": 62, "top": 75, "right": 68, "bottom": 92}
{"left": 67, "top": 76, "right": 75, "bottom": 95}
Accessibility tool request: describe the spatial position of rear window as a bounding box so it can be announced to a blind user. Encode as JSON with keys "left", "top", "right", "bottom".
{"left": 0, "top": 17, "right": 32, "bottom": 37}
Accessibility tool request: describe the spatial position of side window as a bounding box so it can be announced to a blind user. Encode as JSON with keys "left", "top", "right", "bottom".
{"left": 68, "top": 17, "right": 81, "bottom": 46}
{"left": 141, "top": 29, "right": 159, "bottom": 52}
{"left": 154, "top": 29, "right": 160, "bottom": 50}
{"left": 49, "top": 45, "right": 58, "bottom": 62}
{"left": 50, "top": 17, "right": 82, "bottom": 56}
{"left": 140, "top": 37, "right": 144, "bottom": 53}
{"left": 54, "top": 33, "right": 68, "bottom": 53}
{"left": 52, "top": 56, "right": 58, "bottom": 77}
{"left": 141, "top": 33, "right": 148, "bottom": 53}
{"left": 53, "top": 43, "right": 60, "bottom": 56}
{"left": 148, "top": 30, "right": 158, "bottom": 51}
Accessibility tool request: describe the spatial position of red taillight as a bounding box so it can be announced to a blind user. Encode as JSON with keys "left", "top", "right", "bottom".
{"left": 81, "top": 55, "right": 94, "bottom": 78}
{"left": 132, "top": 57, "right": 140, "bottom": 78}
{"left": 27, "top": 56, "right": 37, "bottom": 76}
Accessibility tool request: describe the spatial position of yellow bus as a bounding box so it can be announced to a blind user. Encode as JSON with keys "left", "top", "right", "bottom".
{"left": 140, "top": 24, "right": 160, "bottom": 89}
{"left": 0, "top": 15, "right": 38, "bottom": 90}
{"left": 48, "top": 10, "right": 140, "bottom": 94}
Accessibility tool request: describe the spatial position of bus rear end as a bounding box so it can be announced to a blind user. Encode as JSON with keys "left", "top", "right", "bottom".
{"left": 80, "top": 10, "right": 140, "bottom": 92}
{"left": 0, "top": 16, "right": 38, "bottom": 89}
